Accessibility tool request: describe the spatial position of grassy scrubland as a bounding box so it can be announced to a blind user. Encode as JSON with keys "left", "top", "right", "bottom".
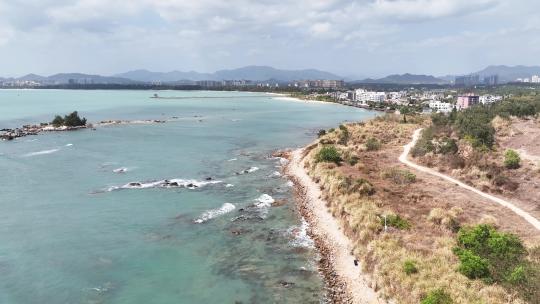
{"left": 305, "top": 111, "right": 539, "bottom": 303}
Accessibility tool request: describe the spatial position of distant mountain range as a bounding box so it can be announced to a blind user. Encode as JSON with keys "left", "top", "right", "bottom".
{"left": 2, "top": 73, "right": 136, "bottom": 84}
{"left": 2, "top": 65, "right": 539, "bottom": 85}
{"left": 472, "top": 65, "right": 540, "bottom": 82}
{"left": 357, "top": 73, "right": 447, "bottom": 84}
{"left": 114, "top": 66, "right": 341, "bottom": 82}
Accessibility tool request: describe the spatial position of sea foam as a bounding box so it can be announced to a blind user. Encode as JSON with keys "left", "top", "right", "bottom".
{"left": 194, "top": 203, "right": 236, "bottom": 224}
{"left": 107, "top": 178, "right": 222, "bottom": 191}
{"left": 255, "top": 194, "right": 275, "bottom": 208}
{"left": 287, "top": 219, "right": 314, "bottom": 248}
{"left": 22, "top": 148, "right": 60, "bottom": 157}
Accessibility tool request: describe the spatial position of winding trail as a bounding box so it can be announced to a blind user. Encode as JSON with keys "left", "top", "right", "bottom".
{"left": 400, "top": 129, "right": 540, "bottom": 231}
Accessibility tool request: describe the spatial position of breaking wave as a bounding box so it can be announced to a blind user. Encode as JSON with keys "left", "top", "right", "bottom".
{"left": 287, "top": 219, "right": 314, "bottom": 248}
{"left": 107, "top": 178, "right": 222, "bottom": 191}
{"left": 194, "top": 203, "right": 236, "bottom": 224}
{"left": 22, "top": 148, "right": 60, "bottom": 157}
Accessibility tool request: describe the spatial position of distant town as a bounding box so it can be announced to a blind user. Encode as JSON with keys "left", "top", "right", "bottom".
{"left": 2, "top": 65, "right": 540, "bottom": 115}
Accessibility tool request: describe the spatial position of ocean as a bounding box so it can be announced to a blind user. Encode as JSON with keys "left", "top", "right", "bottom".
{"left": 0, "top": 90, "right": 377, "bottom": 303}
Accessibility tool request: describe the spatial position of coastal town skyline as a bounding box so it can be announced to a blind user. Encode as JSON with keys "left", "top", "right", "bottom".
{"left": 1, "top": 0, "right": 540, "bottom": 77}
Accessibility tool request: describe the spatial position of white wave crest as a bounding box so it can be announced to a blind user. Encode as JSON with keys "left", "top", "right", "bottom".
{"left": 255, "top": 194, "right": 275, "bottom": 208}
{"left": 271, "top": 171, "right": 281, "bottom": 177}
{"left": 113, "top": 167, "right": 129, "bottom": 173}
{"left": 194, "top": 203, "right": 235, "bottom": 224}
{"left": 107, "top": 179, "right": 222, "bottom": 191}
{"left": 288, "top": 219, "right": 314, "bottom": 248}
{"left": 22, "top": 148, "right": 60, "bottom": 157}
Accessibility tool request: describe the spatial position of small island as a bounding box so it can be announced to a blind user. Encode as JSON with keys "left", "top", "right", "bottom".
{"left": 1, "top": 111, "right": 88, "bottom": 140}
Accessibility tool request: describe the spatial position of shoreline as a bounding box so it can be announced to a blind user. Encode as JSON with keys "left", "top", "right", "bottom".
{"left": 284, "top": 148, "right": 387, "bottom": 304}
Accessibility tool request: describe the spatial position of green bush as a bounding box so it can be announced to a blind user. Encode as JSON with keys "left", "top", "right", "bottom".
{"left": 504, "top": 149, "right": 521, "bottom": 169}
{"left": 412, "top": 128, "right": 435, "bottom": 157}
{"left": 382, "top": 214, "right": 411, "bottom": 230}
{"left": 454, "top": 224, "right": 526, "bottom": 283}
{"left": 421, "top": 289, "right": 453, "bottom": 304}
{"left": 365, "top": 137, "right": 381, "bottom": 151}
{"left": 403, "top": 260, "right": 418, "bottom": 275}
{"left": 453, "top": 248, "right": 491, "bottom": 279}
{"left": 438, "top": 137, "right": 458, "bottom": 154}
{"left": 315, "top": 146, "right": 342, "bottom": 164}
{"left": 507, "top": 265, "right": 526, "bottom": 284}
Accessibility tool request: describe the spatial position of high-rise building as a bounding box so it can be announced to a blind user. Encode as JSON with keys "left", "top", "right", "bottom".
{"left": 455, "top": 75, "right": 480, "bottom": 86}
{"left": 483, "top": 75, "right": 499, "bottom": 86}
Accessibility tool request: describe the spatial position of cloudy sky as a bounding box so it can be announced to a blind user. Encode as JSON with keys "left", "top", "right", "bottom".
{"left": 0, "top": 0, "right": 539, "bottom": 78}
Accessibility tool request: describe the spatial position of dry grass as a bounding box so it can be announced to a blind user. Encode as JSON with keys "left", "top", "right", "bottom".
{"left": 304, "top": 116, "right": 530, "bottom": 304}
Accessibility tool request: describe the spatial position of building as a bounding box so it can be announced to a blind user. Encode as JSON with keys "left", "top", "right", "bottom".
{"left": 355, "top": 89, "right": 385, "bottom": 104}
{"left": 294, "top": 79, "right": 344, "bottom": 89}
{"left": 196, "top": 80, "right": 223, "bottom": 87}
{"left": 483, "top": 75, "right": 499, "bottom": 86}
{"left": 479, "top": 95, "right": 503, "bottom": 105}
{"left": 531, "top": 75, "right": 540, "bottom": 83}
{"left": 455, "top": 75, "right": 480, "bottom": 86}
{"left": 456, "top": 93, "right": 480, "bottom": 110}
{"left": 429, "top": 100, "right": 454, "bottom": 113}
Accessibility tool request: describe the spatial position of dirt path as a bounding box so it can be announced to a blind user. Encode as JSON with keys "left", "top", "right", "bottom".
{"left": 288, "top": 149, "right": 387, "bottom": 304}
{"left": 400, "top": 129, "right": 540, "bottom": 231}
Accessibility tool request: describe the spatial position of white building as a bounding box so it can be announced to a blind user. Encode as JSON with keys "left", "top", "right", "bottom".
{"left": 429, "top": 100, "right": 454, "bottom": 113}
{"left": 355, "top": 89, "right": 385, "bottom": 104}
{"left": 532, "top": 75, "right": 540, "bottom": 83}
{"left": 479, "top": 95, "right": 503, "bottom": 104}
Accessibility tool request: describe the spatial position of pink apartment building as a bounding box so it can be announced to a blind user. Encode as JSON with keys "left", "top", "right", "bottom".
{"left": 456, "top": 93, "right": 480, "bottom": 110}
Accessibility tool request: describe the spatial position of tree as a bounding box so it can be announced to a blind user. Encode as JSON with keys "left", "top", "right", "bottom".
{"left": 51, "top": 115, "right": 64, "bottom": 127}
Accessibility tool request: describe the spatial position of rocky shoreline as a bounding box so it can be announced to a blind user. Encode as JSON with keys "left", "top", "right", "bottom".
{"left": 280, "top": 148, "right": 386, "bottom": 304}
{"left": 288, "top": 173, "right": 353, "bottom": 303}
{"left": 0, "top": 119, "right": 167, "bottom": 141}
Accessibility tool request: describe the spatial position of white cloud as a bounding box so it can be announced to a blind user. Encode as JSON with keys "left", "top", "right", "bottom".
{"left": 371, "top": 0, "right": 498, "bottom": 21}
{"left": 0, "top": 0, "right": 538, "bottom": 77}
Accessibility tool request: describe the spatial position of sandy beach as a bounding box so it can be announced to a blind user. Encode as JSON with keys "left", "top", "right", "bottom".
{"left": 285, "top": 148, "right": 387, "bottom": 304}
{"left": 266, "top": 92, "right": 333, "bottom": 105}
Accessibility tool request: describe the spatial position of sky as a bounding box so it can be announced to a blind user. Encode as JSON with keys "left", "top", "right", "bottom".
{"left": 0, "top": 0, "right": 539, "bottom": 78}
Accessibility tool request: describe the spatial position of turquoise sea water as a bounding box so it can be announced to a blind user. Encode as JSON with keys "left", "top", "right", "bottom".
{"left": 0, "top": 90, "right": 377, "bottom": 304}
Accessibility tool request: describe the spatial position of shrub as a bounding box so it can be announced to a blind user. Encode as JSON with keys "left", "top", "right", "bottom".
{"left": 421, "top": 289, "right": 453, "bottom": 304}
{"left": 346, "top": 155, "right": 359, "bottom": 166}
{"left": 453, "top": 248, "right": 491, "bottom": 279}
{"left": 504, "top": 149, "right": 521, "bottom": 169}
{"left": 315, "top": 146, "right": 342, "bottom": 164}
{"left": 438, "top": 137, "right": 458, "bottom": 154}
{"left": 338, "top": 127, "right": 350, "bottom": 145}
{"left": 382, "top": 214, "right": 411, "bottom": 230}
{"left": 317, "top": 129, "right": 326, "bottom": 137}
{"left": 381, "top": 167, "right": 416, "bottom": 184}
{"left": 507, "top": 265, "right": 526, "bottom": 284}
{"left": 365, "top": 137, "right": 381, "bottom": 151}
{"left": 412, "top": 128, "right": 435, "bottom": 157}
{"left": 403, "top": 259, "right": 418, "bottom": 275}
{"left": 454, "top": 224, "right": 527, "bottom": 283}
